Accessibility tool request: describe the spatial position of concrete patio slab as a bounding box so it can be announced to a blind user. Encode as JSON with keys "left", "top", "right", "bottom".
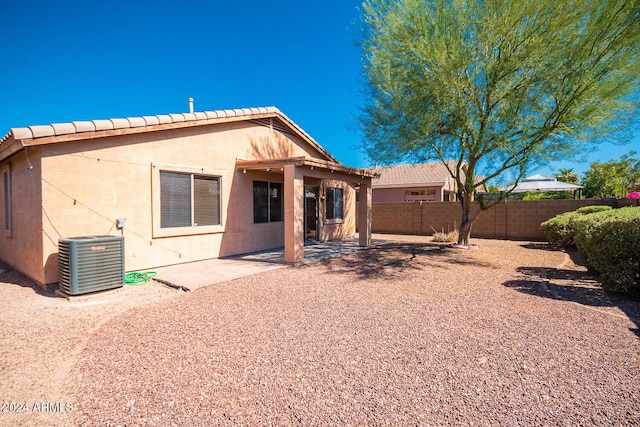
{"left": 152, "top": 237, "right": 386, "bottom": 292}
{"left": 153, "top": 258, "right": 286, "bottom": 292}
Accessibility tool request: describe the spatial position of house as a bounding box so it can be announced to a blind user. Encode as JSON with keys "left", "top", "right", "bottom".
{"left": 0, "top": 106, "right": 377, "bottom": 286}
{"left": 371, "top": 162, "right": 464, "bottom": 202}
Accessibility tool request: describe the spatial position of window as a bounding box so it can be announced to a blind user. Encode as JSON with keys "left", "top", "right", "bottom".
{"left": 326, "top": 187, "right": 343, "bottom": 220}
{"left": 254, "top": 181, "right": 283, "bottom": 223}
{"left": 2, "top": 165, "right": 10, "bottom": 235}
{"left": 160, "top": 171, "right": 220, "bottom": 228}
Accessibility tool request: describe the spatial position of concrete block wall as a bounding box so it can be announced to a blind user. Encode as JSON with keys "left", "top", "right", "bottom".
{"left": 359, "top": 198, "right": 637, "bottom": 240}
{"left": 371, "top": 202, "right": 422, "bottom": 234}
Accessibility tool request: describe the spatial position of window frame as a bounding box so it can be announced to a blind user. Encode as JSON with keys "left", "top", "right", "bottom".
{"left": 2, "top": 163, "right": 11, "bottom": 237}
{"left": 253, "top": 180, "right": 283, "bottom": 223}
{"left": 325, "top": 186, "right": 344, "bottom": 222}
{"left": 152, "top": 163, "right": 224, "bottom": 238}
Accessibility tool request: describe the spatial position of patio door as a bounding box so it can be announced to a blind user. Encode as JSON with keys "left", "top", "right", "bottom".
{"left": 304, "top": 186, "right": 318, "bottom": 241}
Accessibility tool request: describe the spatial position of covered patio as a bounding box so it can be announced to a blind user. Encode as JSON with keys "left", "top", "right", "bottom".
{"left": 236, "top": 156, "right": 379, "bottom": 264}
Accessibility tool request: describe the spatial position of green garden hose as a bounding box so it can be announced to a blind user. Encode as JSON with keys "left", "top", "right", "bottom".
{"left": 125, "top": 271, "right": 157, "bottom": 285}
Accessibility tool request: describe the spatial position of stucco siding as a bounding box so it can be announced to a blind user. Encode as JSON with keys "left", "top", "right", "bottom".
{"left": 0, "top": 151, "right": 45, "bottom": 283}
{"left": 319, "top": 179, "right": 356, "bottom": 241}
{"left": 37, "top": 122, "right": 330, "bottom": 283}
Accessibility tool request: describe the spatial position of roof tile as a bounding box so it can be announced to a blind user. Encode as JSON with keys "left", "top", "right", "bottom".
{"left": 0, "top": 105, "right": 338, "bottom": 164}
{"left": 11, "top": 127, "right": 33, "bottom": 139}
{"left": 92, "top": 120, "right": 114, "bottom": 131}
{"left": 110, "top": 118, "right": 130, "bottom": 129}
{"left": 372, "top": 162, "right": 458, "bottom": 187}
{"left": 142, "top": 116, "right": 160, "bottom": 126}
{"left": 127, "top": 117, "right": 146, "bottom": 128}
{"left": 156, "top": 115, "right": 172, "bottom": 124}
{"left": 72, "top": 121, "right": 96, "bottom": 133}
{"left": 29, "top": 125, "right": 55, "bottom": 138}
{"left": 52, "top": 123, "right": 76, "bottom": 135}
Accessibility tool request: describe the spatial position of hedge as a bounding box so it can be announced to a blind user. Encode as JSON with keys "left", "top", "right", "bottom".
{"left": 540, "top": 205, "right": 612, "bottom": 247}
{"left": 573, "top": 207, "right": 640, "bottom": 298}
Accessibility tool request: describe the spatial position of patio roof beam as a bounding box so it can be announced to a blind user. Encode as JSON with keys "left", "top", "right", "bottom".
{"left": 236, "top": 157, "right": 379, "bottom": 179}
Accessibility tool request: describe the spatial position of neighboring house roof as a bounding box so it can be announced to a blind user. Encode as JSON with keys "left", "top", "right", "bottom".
{"left": 371, "top": 161, "right": 461, "bottom": 189}
{"left": 506, "top": 174, "right": 584, "bottom": 193}
{"left": 0, "top": 106, "right": 338, "bottom": 164}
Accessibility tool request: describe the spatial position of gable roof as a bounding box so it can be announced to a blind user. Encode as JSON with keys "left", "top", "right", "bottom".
{"left": 0, "top": 106, "right": 338, "bottom": 163}
{"left": 371, "top": 161, "right": 460, "bottom": 189}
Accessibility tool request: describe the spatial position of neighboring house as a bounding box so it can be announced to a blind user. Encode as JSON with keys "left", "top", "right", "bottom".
{"left": 371, "top": 161, "right": 466, "bottom": 202}
{"left": 0, "top": 107, "right": 377, "bottom": 286}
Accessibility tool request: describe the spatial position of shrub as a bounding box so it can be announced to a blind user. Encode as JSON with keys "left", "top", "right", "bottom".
{"left": 540, "top": 205, "right": 612, "bottom": 246}
{"left": 574, "top": 207, "right": 640, "bottom": 298}
{"left": 575, "top": 205, "right": 613, "bottom": 215}
{"left": 522, "top": 191, "right": 574, "bottom": 200}
{"left": 541, "top": 211, "right": 578, "bottom": 246}
{"left": 431, "top": 226, "right": 459, "bottom": 243}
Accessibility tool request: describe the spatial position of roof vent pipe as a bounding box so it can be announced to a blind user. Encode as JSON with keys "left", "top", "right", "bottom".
{"left": 188, "top": 97, "right": 194, "bottom": 114}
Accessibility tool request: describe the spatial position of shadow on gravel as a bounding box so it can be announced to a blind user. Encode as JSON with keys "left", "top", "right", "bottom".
{"left": 0, "top": 260, "right": 58, "bottom": 298}
{"left": 503, "top": 248, "right": 640, "bottom": 340}
{"left": 320, "top": 242, "right": 493, "bottom": 281}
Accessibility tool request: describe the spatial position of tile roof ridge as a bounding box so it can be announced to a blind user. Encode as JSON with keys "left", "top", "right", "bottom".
{"left": 1, "top": 106, "right": 283, "bottom": 142}
{"left": 0, "top": 105, "right": 338, "bottom": 164}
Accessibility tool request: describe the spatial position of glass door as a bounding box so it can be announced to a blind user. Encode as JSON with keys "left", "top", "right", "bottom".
{"left": 304, "top": 186, "right": 318, "bottom": 241}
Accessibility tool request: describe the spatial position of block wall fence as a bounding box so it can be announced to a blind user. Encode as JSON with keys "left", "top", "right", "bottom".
{"left": 357, "top": 198, "right": 639, "bottom": 241}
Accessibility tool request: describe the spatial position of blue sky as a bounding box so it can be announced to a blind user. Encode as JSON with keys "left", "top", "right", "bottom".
{"left": 1, "top": 0, "right": 637, "bottom": 183}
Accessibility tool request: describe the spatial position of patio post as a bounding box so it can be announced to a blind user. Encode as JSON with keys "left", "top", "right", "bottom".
{"left": 359, "top": 180, "right": 372, "bottom": 247}
{"left": 284, "top": 164, "right": 305, "bottom": 263}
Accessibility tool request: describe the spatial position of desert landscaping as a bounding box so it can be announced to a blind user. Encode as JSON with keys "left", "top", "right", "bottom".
{"left": 1, "top": 235, "right": 639, "bottom": 426}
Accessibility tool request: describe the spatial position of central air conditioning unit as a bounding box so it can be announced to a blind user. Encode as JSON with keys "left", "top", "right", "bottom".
{"left": 58, "top": 235, "right": 125, "bottom": 296}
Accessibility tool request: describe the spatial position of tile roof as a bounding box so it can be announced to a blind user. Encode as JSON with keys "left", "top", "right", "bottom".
{"left": 0, "top": 106, "right": 338, "bottom": 163}
{"left": 371, "top": 161, "right": 460, "bottom": 188}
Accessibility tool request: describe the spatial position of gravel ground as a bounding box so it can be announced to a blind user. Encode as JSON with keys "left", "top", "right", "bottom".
{"left": 1, "top": 236, "right": 639, "bottom": 426}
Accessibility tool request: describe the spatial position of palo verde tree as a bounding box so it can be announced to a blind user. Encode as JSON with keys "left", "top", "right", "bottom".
{"left": 358, "top": 0, "right": 640, "bottom": 245}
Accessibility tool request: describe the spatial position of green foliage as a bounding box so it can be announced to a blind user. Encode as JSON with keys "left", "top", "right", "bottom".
{"left": 555, "top": 169, "right": 579, "bottom": 184}
{"left": 575, "top": 205, "right": 614, "bottom": 215}
{"left": 582, "top": 151, "right": 640, "bottom": 198}
{"left": 358, "top": 0, "right": 640, "bottom": 243}
{"left": 522, "top": 192, "right": 574, "bottom": 200}
{"left": 540, "top": 205, "right": 611, "bottom": 246}
{"left": 574, "top": 207, "right": 640, "bottom": 297}
{"left": 541, "top": 212, "right": 579, "bottom": 246}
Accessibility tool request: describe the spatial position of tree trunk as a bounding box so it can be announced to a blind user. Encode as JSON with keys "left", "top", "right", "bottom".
{"left": 458, "top": 193, "right": 475, "bottom": 246}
